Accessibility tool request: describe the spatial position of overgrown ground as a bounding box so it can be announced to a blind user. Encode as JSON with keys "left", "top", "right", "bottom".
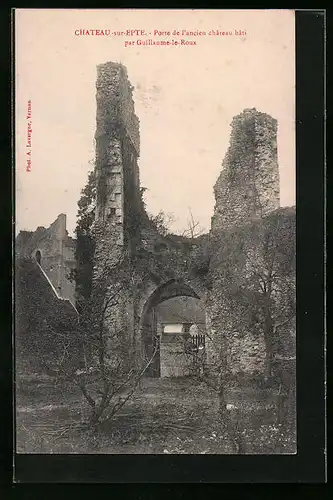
{"left": 16, "top": 374, "right": 295, "bottom": 454}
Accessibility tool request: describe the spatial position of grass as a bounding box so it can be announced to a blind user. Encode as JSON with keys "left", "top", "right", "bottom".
{"left": 15, "top": 374, "right": 295, "bottom": 454}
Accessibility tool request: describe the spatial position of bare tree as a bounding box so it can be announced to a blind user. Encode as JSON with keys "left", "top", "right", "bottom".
{"left": 181, "top": 207, "right": 205, "bottom": 239}
{"left": 168, "top": 310, "right": 244, "bottom": 453}
{"left": 41, "top": 250, "right": 159, "bottom": 430}
{"left": 183, "top": 209, "right": 296, "bottom": 451}
{"left": 240, "top": 215, "right": 296, "bottom": 380}
{"left": 33, "top": 172, "right": 159, "bottom": 430}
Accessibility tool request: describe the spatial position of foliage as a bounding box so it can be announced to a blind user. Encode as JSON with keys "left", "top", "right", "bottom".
{"left": 16, "top": 170, "right": 160, "bottom": 429}
{"left": 23, "top": 246, "right": 159, "bottom": 429}
{"left": 15, "top": 258, "right": 80, "bottom": 377}
{"left": 71, "top": 168, "right": 172, "bottom": 426}
{"left": 74, "top": 170, "right": 96, "bottom": 309}
{"left": 147, "top": 209, "right": 175, "bottom": 237}
{"left": 16, "top": 374, "right": 295, "bottom": 454}
{"left": 209, "top": 208, "right": 296, "bottom": 379}
{"left": 170, "top": 208, "right": 297, "bottom": 452}
{"left": 68, "top": 169, "right": 162, "bottom": 426}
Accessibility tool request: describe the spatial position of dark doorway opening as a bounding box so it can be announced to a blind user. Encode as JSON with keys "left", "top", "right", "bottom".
{"left": 141, "top": 279, "right": 204, "bottom": 378}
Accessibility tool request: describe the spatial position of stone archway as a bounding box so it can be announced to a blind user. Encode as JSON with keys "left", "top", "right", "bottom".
{"left": 140, "top": 279, "right": 204, "bottom": 378}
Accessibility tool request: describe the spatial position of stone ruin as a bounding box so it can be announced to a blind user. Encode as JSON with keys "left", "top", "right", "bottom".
{"left": 16, "top": 62, "right": 295, "bottom": 382}
{"left": 88, "top": 62, "right": 293, "bottom": 379}
{"left": 211, "top": 108, "right": 280, "bottom": 232}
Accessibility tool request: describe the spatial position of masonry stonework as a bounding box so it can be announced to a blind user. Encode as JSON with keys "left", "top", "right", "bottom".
{"left": 92, "top": 63, "right": 143, "bottom": 354}
{"left": 92, "top": 62, "right": 210, "bottom": 376}
{"left": 94, "top": 62, "right": 141, "bottom": 249}
{"left": 207, "top": 206, "right": 295, "bottom": 380}
{"left": 90, "top": 63, "right": 294, "bottom": 381}
{"left": 211, "top": 108, "right": 280, "bottom": 232}
{"left": 16, "top": 214, "right": 76, "bottom": 305}
{"left": 15, "top": 60, "right": 295, "bottom": 396}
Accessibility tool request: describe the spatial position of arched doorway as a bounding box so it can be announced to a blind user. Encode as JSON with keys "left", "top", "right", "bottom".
{"left": 140, "top": 279, "right": 205, "bottom": 378}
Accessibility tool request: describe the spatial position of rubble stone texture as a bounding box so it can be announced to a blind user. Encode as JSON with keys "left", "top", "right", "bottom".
{"left": 207, "top": 207, "right": 295, "bottom": 378}
{"left": 92, "top": 62, "right": 143, "bottom": 356}
{"left": 15, "top": 63, "right": 295, "bottom": 388}
{"left": 91, "top": 64, "right": 293, "bottom": 380}
{"left": 94, "top": 61, "right": 141, "bottom": 252}
{"left": 211, "top": 108, "right": 280, "bottom": 232}
{"left": 92, "top": 62, "right": 208, "bottom": 375}
{"left": 15, "top": 214, "right": 76, "bottom": 305}
{"left": 15, "top": 258, "right": 78, "bottom": 374}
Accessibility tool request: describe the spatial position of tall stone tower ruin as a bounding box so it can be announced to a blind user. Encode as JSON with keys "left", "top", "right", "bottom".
{"left": 211, "top": 108, "right": 280, "bottom": 232}
{"left": 94, "top": 61, "right": 142, "bottom": 254}
{"left": 92, "top": 62, "right": 142, "bottom": 355}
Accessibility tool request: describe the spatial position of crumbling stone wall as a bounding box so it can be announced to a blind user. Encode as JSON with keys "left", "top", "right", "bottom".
{"left": 211, "top": 108, "right": 280, "bottom": 232}
{"left": 160, "top": 338, "right": 192, "bottom": 378}
{"left": 207, "top": 207, "right": 296, "bottom": 380}
{"left": 16, "top": 214, "right": 76, "bottom": 305}
{"left": 206, "top": 108, "right": 292, "bottom": 381}
{"left": 226, "top": 333, "right": 266, "bottom": 375}
{"left": 15, "top": 258, "right": 78, "bottom": 375}
{"left": 94, "top": 61, "right": 141, "bottom": 249}
{"left": 91, "top": 62, "right": 213, "bottom": 374}
{"left": 91, "top": 62, "right": 294, "bottom": 384}
{"left": 92, "top": 62, "right": 144, "bottom": 365}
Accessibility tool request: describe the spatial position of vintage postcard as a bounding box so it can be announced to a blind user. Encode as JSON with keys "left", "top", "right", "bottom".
{"left": 15, "top": 9, "right": 296, "bottom": 456}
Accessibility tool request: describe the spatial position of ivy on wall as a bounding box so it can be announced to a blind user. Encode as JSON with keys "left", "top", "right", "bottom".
{"left": 73, "top": 170, "right": 96, "bottom": 310}
{"left": 208, "top": 207, "right": 296, "bottom": 381}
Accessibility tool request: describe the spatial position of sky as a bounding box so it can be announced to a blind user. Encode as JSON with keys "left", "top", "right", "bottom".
{"left": 15, "top": 9, "right": 295, "bottom": 236}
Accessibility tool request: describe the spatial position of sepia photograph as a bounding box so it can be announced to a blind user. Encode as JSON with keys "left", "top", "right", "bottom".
{"left": 15, "top": 9, "right": 296, "bottom": 455}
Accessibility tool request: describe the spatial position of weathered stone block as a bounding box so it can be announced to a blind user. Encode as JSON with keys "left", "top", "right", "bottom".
{"left": 211, "top": 108, "right": 280, "bottom": 232}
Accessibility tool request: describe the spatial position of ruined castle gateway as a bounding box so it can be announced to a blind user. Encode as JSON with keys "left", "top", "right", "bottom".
{"left": 211, "top": 108, "right": 280, "bottom": 232}
{"left": 92, "top": 61, "right": 290, "bottom": 380}
{"left": 92, "top": 62, "right": 209, "bottom": 377}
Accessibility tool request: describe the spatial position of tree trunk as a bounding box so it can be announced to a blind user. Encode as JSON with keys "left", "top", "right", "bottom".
{"left": 89, "top": 408, "right": 101, "bottom": 429}
{"left": 217, "top": 369, "right": 226, "bottom": 411}
{"left": 263, "top": 330, "right": 273, "bottom": 380}
{"left": 263, "top": 297, "right": 274, "bottom": 380}
{"left": 217, "top": 369, "right": 241, "bottom": 454}
{"left": 276, "top": 392, "right": 287, "bottom": 425}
